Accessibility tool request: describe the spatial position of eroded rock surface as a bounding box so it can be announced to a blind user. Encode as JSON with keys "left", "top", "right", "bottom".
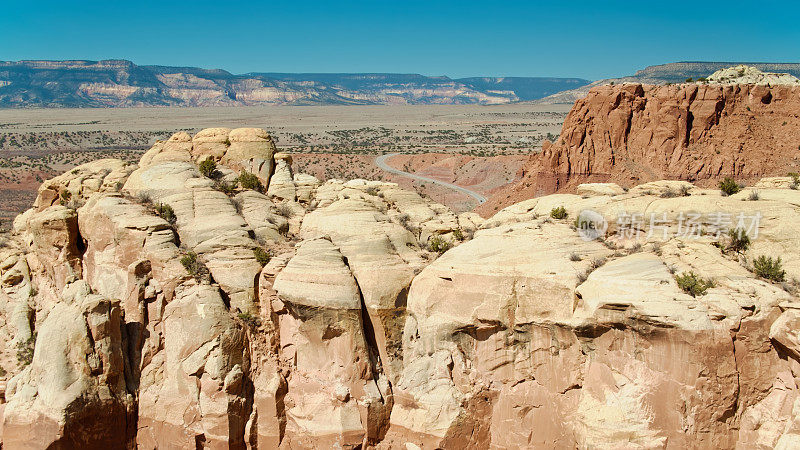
{"left": 1, "top": 127, "right": 799, "bottom": 449}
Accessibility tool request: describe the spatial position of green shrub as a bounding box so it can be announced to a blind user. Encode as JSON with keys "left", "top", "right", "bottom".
{"left": 550, "top": 206, "right": 568, "bottom": 219}
{"left": 753, "top": 255, "right": 785, "bottom": 282}
{"left": 727, "top": 228, "right": 751, "bottom": 253}
{"left": 199, "top": 158, "right": 218, "bottom": 178}
{"left": 59, "top": 190, "right": 72, "bottom": 206}
{"left": 789, "top": 172, "right": 800, "bottom": 190}
{"left": 675, "top": 272, "right": 715, "bottom": 297}
{"left": 213, "top": 180, "right": 238, "bottom": 195}
{"left": 238, "top": 172, "right": 264, "bottom": 192}
{"left": 719, "top": 177, "right": 742, "bottom": 196}
{"left": 428, "top": 235, "right": 452, "bottom": 254}
{"left": 254, "top": 247, "right": 271, "bottom": 266}
{"left": 181, "top": 251, "right": 209, "bottom": 281}
{"left": 453, "top": 228, "right": 464, "bottom": 241}
{"left": 156, "top": 203, "right": 176, "bottom": 224}
{"left": 16, "top": 333, "right": 36, "bottom": 366}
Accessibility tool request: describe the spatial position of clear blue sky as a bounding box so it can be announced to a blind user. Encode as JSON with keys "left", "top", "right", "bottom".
{"left": 2, "top": 0, "right": 798, "bottom": 80}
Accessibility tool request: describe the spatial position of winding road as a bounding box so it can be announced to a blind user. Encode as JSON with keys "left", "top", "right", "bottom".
{"left": 375, "top": 153, "right": 487, "bottom": 205}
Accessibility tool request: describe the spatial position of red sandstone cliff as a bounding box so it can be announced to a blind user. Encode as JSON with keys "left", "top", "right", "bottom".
{"left": 480, "top": 82, "right": 800, "bottom": 215}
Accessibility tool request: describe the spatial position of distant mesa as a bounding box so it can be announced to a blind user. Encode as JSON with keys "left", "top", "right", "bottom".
{"left": 0, "top": 59, "right": 590, "bottom": 107}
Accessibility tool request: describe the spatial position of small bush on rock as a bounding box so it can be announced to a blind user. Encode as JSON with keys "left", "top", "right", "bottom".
{"left": 213, "top": 180, "right": 237, "bottom": 196}
{"left": 676, "top": 272, "right": 715, "bottom": 297}
{"left": 254, "top": 247, "right": 271, "bottom": 266}
{"left": 753, "top": 255, "right": 785, "bottom": 282}
{"left": 789, "top": 172, "right": 800, "bottom": 190}
{"left": 727, "top": 228, "right": 751, "bottom": 253}
{"left": 16, "top": 333, "right": 36, "bottom": 366}
{"left": 719, "top": 177, "right": 742, "bottom": 196}
{"left": 238, "top": 172, "right": 264, "bottom": 192}
{"left": 199, "top": 158, "right": 218, "bottom": 178}
{"left": 428, "top": 235, "right": 452, "bottom": 254}
{"left": 181, "top": 251, "right": 209, "bottom": 281}
{"left": 276, "top": 203, "right": 294, "bottom": 218}
{"left": 156, "top": 203, "right": 176, "bottom": 225}
{"left": 550, "top": 206, "right": 567, "bottom": 219}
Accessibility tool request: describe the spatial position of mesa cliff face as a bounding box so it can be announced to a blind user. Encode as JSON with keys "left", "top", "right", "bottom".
{"left": 0, "top": 60, "right": 590, "bottom": 107}
{"left": 481, "top": 81, "right": 800, "bottom": 215}
{"left": 2, "top": 129, "right": 800, "bottom": 448}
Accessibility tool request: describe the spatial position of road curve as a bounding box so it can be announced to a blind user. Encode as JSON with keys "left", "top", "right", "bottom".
{"left": 375, "top": 153, "right": 487, "bottom": 205}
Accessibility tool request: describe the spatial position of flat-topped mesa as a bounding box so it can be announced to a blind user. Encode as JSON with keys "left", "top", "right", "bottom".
{"left": 480, "top": 72, "right": 800, "bottom": 215}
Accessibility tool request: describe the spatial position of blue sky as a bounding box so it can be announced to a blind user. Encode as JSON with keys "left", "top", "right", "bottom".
{"left": 2, "top": 0, "right": 798, "bottom": 80}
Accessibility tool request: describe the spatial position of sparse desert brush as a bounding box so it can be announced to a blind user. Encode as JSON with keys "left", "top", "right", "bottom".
{"left": 569, "top": 252, "right": 582, "bottom": 262}
{"left": 238, "top": 311, "right": 260, "bottom": 328}
{"left": 137, "top": 192, "right": 153, "bottom": 205}
{"left": 752, "top": 255, "right": 785, "bottom": 282}
{"left": 253, "top": 247, "right": 271, "bottom": 266}
{"left": 276, "top": 203, "right": 294, "bottom": 218}
{"left": 59, "top": 189, "right": 71, "bottom": 206}
{"left": 238, "top": 172, "right": 264, "bottom": 192}
{"left": 453, "top": 228, "right": 464, "bottom": 241}
{"left": 747, "top": 190, "right": 760, "bottom": 201}
{"left": 16, "top": 332, "right": 36, "bottom": 366}
{"left": 428, "top": 235, "right": 452, "bottom": 254}
{"left": 789, "top": 172, "right": 800, "bottom": 189}
{"left": 397, "top": 213, "right": 415, "bottom": 232}
{"left": 675, "top": 271, "right": 715, "bottom": 297}
{"left": 155, "top": 203, "right": 176, "bottom": 225}
{"left": 726, "top": 228, "right": 751, "bottom": 253}
{"left": 213, "top": 180, "right": 238, "bottom": 196}
{"left": 199, "top": 158, "right": 218, "bottom": 178}
{"left": 550, "top": 206, "right": 567, "bottom": 219}
{"left": 719, "top": 177, "right": 742, "bottom": 196}
{"left": 181, "top": 251, "right": 209, "bottom": 281}
{"left": 660, "top": 188, "right": 678, "bottom": 198}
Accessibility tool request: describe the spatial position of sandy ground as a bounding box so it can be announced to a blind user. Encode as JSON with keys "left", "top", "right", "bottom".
{"left": 0, "top": 104, "right": 568, "bottom": 222}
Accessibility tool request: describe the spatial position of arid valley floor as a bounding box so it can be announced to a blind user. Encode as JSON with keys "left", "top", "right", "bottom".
{"left": 0, "top": 104, "right": 568, "bottom": 223}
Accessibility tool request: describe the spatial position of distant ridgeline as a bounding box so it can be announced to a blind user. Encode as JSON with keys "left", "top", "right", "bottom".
{"left": 535, "top": 61, "right": 800, "bottom": 104}
{"left": 0, "top": 59, "right": 590, "bottom": 107}
{"left": 632, "top": 62, "right": 800, "bottom": 83}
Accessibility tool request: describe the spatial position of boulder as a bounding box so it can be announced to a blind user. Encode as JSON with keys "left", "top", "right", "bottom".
{"left": 192, "top": 127, "right": 231, "bottom": 161}
{"left": 223, "top": 128, "right": 276, "bottom": 166}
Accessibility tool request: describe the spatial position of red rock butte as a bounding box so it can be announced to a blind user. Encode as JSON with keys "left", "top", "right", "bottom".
{"left": 481, "top": 82, "right": 800, "bottom": 215}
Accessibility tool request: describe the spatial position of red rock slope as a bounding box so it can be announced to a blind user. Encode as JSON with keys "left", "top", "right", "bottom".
{"left": 480, "top": 82, "right": 800, "bottom": 215}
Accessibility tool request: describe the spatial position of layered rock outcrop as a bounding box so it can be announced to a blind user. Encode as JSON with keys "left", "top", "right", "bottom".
{"left": 481, "top": 79, "right": 800, "bottom": 214}
{"left": 2, "top": 127, "right": 800, "bottom": 448}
